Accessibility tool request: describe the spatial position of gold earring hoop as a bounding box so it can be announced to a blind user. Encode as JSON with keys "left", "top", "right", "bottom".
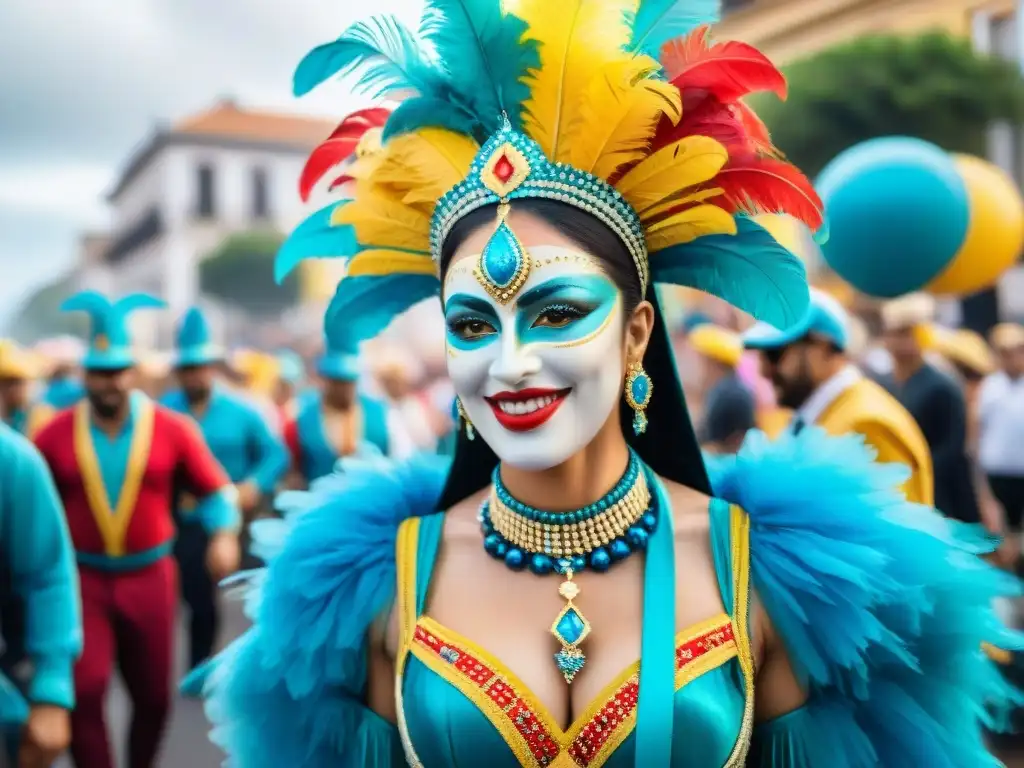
{"left": 456, "top": 397, "right": 475, "bottom": 441}
{"left": 624, "top": 362, "right": 653, "bottom": 436}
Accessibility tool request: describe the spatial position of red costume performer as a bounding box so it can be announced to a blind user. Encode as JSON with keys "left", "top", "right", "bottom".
{"left": 34, "top": 291, "right": 240, "bottom": 768}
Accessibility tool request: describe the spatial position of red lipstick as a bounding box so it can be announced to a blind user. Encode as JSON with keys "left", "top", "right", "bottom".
{"left": 484, "top": 388, "right": 571, "bottom": 432}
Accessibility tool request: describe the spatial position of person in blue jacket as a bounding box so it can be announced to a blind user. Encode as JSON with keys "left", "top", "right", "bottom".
{"left": 161, "top": 308, "right": 289, "bottom": 671}
{"left": 0, "top": 422, "right": 80, "bottom": 768}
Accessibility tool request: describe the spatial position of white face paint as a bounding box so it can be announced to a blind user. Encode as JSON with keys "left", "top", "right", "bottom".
{"left": 444, "top": 244, "right": 625, "bottom": 470}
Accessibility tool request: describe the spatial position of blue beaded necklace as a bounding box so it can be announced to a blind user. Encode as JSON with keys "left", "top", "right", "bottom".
{"left": 478, "top": 450, "right": 659, "bottom": 683}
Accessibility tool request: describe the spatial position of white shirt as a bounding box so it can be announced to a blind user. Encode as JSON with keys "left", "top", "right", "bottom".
{"left": 977, "top": 371, "right": 1024, "bottom": 476}
{"left": 792, "top": 364, "right": 862, "bottom": 432}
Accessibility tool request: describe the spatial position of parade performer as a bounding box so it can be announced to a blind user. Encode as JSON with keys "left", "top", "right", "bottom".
{"left": 879, "top": 293, "right": 978, "bottom": 520}
{"left": 34, "top": 292, "right": 240, "bottom": 768}
{"left": 0, "top": 342, "right": 54, "bottom": 440}
{"left": 161, "top": 308, "right": 288, "bottom": 672}
{"left": 0, "top": 423, "right": 80, "bottom": 768}
{"left": 283, "top": 329, "right": 393, "bottom": 484}
{"left": 687, "top": 324, "right": 755, "bottom": 453}
{"left": 192, "top": 3, "right": 1020, "bottom": 766}
{"left": 744, "top": 289, "right": 933, "bottom": 505}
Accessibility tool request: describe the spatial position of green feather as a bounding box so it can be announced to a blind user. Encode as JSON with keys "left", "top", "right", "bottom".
{"left": 651, "top": 217, "right": 809, "bottom": 329}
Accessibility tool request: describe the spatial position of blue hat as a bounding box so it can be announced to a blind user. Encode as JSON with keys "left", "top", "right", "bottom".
{"left": 317, "top": 317, "right": 361, "bottom": 381}
{"left": 742, "top": 289, "right": 850, "bottom": 352}
{"left": 174, "top": 307, "right": 224, "bottom": 367}
{"left": 60, "top": 291, "right": 166, "bottom": 370}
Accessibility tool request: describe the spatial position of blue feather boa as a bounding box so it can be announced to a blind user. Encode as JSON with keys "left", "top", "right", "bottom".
{"left": 708, "top": 428, "right": 1023, "bottom": 767}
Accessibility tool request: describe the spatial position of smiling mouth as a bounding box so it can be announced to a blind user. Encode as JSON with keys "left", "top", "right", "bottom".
{"left": 484, "top": 387, "right": 571, "bottom": 432}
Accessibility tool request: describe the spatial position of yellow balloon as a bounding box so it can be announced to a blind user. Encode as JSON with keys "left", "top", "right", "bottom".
{"left": 926, "top": 154, "right": 1024, "bottom": 296}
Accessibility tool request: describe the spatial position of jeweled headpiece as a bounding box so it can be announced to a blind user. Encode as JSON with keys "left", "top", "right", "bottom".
{"left": 277, "top": 1, "right": 823, "bottom": 344}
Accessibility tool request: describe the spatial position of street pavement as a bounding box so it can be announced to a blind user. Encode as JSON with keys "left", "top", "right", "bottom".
{"left": 55, "top": 596, "right": 247, "bottom": 768}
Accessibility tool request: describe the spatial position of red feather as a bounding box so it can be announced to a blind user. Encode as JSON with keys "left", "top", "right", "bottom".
{"left": 651, "top": 90, "right": 763, "bottom": 157}
{"left": 661, "top": 26, "right": 786, "bottom": 104}
{"left": 709, "top": 158, "right": 823, "bottom": 230}
{"left": 298, "top": 108, "right": 391, "bottom": 201}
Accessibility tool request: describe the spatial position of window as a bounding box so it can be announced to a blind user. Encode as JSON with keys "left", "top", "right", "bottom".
{"left": 252, "top": 167, "right": 270, "bottom": 220}
{"left": 196, "top": 164, "right": 216, "bottom": 218}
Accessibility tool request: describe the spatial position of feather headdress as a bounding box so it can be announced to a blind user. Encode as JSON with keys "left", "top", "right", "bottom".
{"left": 279, "top": 1, "right": 821, "bottom": 345}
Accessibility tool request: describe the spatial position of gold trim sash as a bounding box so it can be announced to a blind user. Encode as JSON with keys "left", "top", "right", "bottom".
{"left": 73, "top": 398, "right": 156, "bottom": 556}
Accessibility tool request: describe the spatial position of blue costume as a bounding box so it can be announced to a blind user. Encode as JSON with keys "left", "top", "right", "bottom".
{"left": 161, "top": 309, "right": 289, "bottom": 497}
{"left": 284, "top": 330, "right": 390, "bottom": 483}
{"left": 162, "top": 308, "right": 287, "bottom": 670}
{"left": 0, "top": 423, "right": 80, "bottom": 756}
{"left": 187, "top": 1, "right": 1022, "bottom": 765}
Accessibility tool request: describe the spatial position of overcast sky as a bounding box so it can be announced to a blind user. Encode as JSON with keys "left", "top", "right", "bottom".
{"left": 0, "top": 0, "right": 421, "bottom": 324}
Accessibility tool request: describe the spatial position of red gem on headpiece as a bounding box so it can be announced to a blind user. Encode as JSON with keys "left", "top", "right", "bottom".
{"left": 493, "top": 154, "right": 515, "bottom": 184}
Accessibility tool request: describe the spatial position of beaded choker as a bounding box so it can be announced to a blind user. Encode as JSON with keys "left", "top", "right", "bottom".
{"left": 479, "top": 450, "right": 658, "bottom": 684}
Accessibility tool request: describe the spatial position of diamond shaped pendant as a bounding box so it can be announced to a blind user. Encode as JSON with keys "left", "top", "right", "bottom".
{"left": 551, "top": 574, "right": 591, "bottom": 684}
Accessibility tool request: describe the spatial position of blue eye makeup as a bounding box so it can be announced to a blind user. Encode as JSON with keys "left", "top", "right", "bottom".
{"left": 444, "top": 293, "right": 501, "bottom": 350}
{"left": 516, "top": 275, "right": 618, "bottom": 345}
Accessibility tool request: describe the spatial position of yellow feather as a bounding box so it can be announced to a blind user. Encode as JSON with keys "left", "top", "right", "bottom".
{"left": 374, "top": 129, "right": 478, "bottom": 205}
{"left": 332, "top": 191, "right": 431, "bottom": 253}
{"left": 345, "top": 250, "right": 438, "bottom": 278}
{"left": 645, "top": 204, "right": 736, "bottom": 252}
{"left": 616, "top": 136, "right": 727, "bottom": 215}
{"left": 516, "top": 0, "right": 639, "bottom": 161}
{"left": 640, "top": 186, "right": 725, "bottom": 223}
{"left": 567, "top": 56, "right": 681, "bottom": 181}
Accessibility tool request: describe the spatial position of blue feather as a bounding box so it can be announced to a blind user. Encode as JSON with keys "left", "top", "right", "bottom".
{"left": 113, "top": 293, "right": 166, "bottom": 316}
{"left": 324, "top": 274, "right": 440, "bottom": 350}
{"left": 420, "top": 0, "right": 540, "bottom": 133}
{"left": 650, "top": 216, "right": 809, "bottom": 329}
{"left": 293, "top": 16, "right": 438, "bottom": 99}
{"left": 627, "top": 0, "right": 721, "bottom": 57}
{"left": 59, "top": 290, "right": 112, "bottom": 315}
{"left": 275, "top": 202, "right": 357, "bottom": 284}
{"left": 381, "top": 95, "right": 483, "bottom": 142}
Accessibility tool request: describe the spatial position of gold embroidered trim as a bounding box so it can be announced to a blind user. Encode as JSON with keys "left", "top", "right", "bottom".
{"left": 395, "top": 517, "right": 425, "bottom": 767}
{"left": 409, "top": 614, "right": 738, "bottom": 767}
{"left": 73, "top": 398, "right": 155, "bottom": 556}
{"left": 723, "top": 504, "right": 755, "bottom": 767}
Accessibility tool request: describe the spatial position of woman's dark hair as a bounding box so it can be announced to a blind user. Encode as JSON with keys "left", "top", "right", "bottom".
{"left": 436, "top": 199, "right": 711, "bottom": 510}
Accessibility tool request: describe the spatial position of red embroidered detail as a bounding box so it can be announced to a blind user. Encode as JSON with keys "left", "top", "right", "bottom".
{"left": 414, "top": 625, "right": 561, "bottom": 765}
{"left": 414, "top": 621, "right": 734, "bottom": 768}
{"left": 567, "top": 622, "right": 735, "bottom": 766}
{"left": 493, "top": 154, "right": 515, "bottom": 184}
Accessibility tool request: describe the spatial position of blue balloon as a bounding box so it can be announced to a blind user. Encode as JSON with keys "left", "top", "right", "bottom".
{"left": 816, "top": 137, "right": 969, "bottom": 298}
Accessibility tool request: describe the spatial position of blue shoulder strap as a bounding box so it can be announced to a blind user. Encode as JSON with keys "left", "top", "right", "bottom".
{"left": 708, "top": 497, "right": 736, "bottom": 612}
{"left": 414, "top": 512, "right": 445, "bottom": 615}
{"left": 634, "top": 472, "right": 676, "bottom": 767}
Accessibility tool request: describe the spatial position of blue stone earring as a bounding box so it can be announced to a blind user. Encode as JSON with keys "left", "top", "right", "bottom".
{"left": 624, "top": 362, "right": 653, "bottom": 435}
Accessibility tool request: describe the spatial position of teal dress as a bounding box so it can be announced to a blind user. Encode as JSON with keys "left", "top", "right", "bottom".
{"left": 191, "top": 430, "right": 1021, "bottom": 768}
{"left": 396, "top": 499, "right": 751, "bottom": 767}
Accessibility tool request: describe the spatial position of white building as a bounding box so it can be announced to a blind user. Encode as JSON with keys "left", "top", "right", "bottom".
{"left": 79, "top": 99, "right": 336, "bottom": 342}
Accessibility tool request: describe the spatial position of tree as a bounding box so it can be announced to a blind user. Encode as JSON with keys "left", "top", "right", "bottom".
{"left": 6, "top": 276, "right": 87, "bottom": 343}
{"left": 755, "top": 33, "right": 1024, "bottom": 178}
{"left": 199, "top": 231, "right": 299, "bottom": 317}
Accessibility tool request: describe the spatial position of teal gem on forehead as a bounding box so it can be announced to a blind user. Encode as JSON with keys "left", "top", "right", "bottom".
{"left": 476, "top": 207, "right": 531, "bottom": 303}
{"left": 483, "top": 219, "right": 521, "bottom": 287}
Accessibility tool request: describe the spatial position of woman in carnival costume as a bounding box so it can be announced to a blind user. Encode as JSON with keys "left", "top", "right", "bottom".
{"left": 192, "top": 1, "right": 1022, "bottom": 765}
